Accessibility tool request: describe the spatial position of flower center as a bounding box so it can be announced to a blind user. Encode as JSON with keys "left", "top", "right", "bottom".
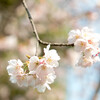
{"left": 88, "top": 40, "right": 93, "bottom": 44}
{"left": 16, "top": 65, "right": 20, "bottom": 70}
{"left": 47, "top": 58, "right": 52, "bottom": 63}
{"left": 42, "top": 65, "right": 46, "bottom": 70}
{"left": 75, "top": 35, "right": 80, "bottom": 39}
{"left": 81, "top": 42, "right": 85, "bottom": 46}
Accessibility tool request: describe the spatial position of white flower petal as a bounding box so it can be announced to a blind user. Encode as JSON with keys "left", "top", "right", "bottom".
{"left": 36, "top": 84, "right": 46, "bottom": 93}
{"left": 10, "top": 75, "right": 17, "bottom": 83}
{"left": 29, "top": 56, "right": 40, "bottom": 71}
{"left": 75, "top": 39, "right": 87, "bottom": 52}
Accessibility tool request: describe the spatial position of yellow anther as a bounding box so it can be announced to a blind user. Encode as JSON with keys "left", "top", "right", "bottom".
{"left": 75, "top": 35, "right": 80, "bottom": 39}
{"left": 26, "top": 55, "right": 31, "bottom": 59}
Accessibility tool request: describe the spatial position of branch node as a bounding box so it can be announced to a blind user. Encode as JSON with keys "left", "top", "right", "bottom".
{"left": 22, "top": 0, "right": 74, "bottom": 47}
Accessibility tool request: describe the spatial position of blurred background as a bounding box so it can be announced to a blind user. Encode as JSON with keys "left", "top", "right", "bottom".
{"left": 0, "top": 0, "right": 100, "bottom": 100}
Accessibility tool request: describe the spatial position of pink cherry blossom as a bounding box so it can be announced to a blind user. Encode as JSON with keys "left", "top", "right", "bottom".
{"left": 28, "top": 56, "right": 40, "bottom": 71}
{"left": 75, "top": 39, "right": 87, "bottom": 52}
{"left": 44, "top": 44, "right": 60, "bottom": 67}
{"left": 7, "top": 59, "right": 24, "bottom": 75}
{"left": 68, "top": 27, "right": 100, "bottom": 67}
{"left": 78, "top": 56, "right": 93, "bottom": 67}
{"left": 7, "top": 45, "right": 60, "bottom": 93}
{"left": 36, "top": 64, "right": 55, "bottom": 84}
{"left": 68, "top": 29, "right": 82, "bottom": 44}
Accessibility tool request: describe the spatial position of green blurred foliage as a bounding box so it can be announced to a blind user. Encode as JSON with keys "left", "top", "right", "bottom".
{"left": 0, "top": 0, "right": 21, "bottom": 10}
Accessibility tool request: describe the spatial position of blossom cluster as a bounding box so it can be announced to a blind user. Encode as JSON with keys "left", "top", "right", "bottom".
{"left": 68, "top": 27, "right": 100, "bottom": 67}
{"left": 7, "top": 45, "right": 60, "bottom": 93}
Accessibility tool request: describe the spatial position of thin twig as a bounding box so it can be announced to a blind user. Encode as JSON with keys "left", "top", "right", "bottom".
{"left": 22, "top": 0, "right": 74, "bottom": 47}
{"left": 35, "top": 40, "right": 39, "bottom": 56}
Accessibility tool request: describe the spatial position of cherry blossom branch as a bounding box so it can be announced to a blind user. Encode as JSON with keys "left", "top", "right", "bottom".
{"left": 22, "top": 0, "right": 74, "bottom": 47}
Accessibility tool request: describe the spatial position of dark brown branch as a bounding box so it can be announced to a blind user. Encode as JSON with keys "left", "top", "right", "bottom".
{"left": 22, "top": 0, "right": 74, "bottom": 47}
